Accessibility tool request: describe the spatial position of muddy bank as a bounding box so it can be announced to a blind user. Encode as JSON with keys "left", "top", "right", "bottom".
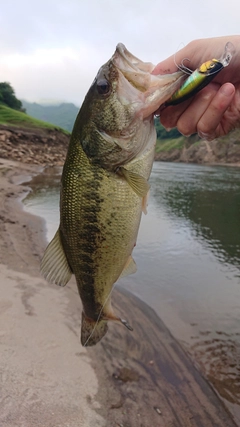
{"left": 0, "top": 159, "right": 239, "bottom": 426}
{"left": 155, "top": 132, "right": 240, "bottom": 165}
{"left": 2, "top": 124, "right": 240, "bottom": 169}
{"left": 0, "top": 124, "right": 70, "bottom": 166}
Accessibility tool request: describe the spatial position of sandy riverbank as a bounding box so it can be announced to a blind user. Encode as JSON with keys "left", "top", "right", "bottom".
{"left": 0, "top": 158, "right": 238, "bottom": 427}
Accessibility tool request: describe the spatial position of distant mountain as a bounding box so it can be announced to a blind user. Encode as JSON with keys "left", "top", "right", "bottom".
{"left": 0, "top": 103, "right": 69, "bottom": 134}
{"left": 21, "top": 100, "right": 79, "bottom": 132}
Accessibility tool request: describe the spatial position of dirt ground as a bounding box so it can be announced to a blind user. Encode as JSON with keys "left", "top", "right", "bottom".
{"left": 0, "top": 158, "right": 238, "bottom": 427}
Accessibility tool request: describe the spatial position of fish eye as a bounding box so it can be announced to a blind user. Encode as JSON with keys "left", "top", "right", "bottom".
{"left": 96, "top": 79, "right": 111, "bottom": 95}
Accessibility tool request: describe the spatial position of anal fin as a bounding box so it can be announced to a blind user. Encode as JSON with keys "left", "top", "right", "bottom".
{"left": 119, "top": 255, "right": 137, "bottom": 279}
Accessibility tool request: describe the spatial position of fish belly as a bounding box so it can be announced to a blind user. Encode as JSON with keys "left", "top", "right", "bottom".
{"left": 60, "top": 151, "right": 142, "bottom": 320}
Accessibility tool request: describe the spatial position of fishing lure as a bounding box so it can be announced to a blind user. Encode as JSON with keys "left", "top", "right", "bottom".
{"left": 163, "top": 42, "right": 235, "bottom": 107}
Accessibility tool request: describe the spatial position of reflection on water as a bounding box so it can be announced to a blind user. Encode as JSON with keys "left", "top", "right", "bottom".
{"left": 190, "top": 330, "right": 240, "bottom": 405}
{"left": 23, "top": 166, "right": 61, "bottom": 241}
{"left": 152, "top": 163, "right": 240, "bottom": 268}
{"left": 24, "top": 162, "right": 240, "bottom": 419}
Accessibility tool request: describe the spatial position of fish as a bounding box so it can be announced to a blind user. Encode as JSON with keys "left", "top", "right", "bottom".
{"left": 40, "top": 43, "right": 185, "bottom": 346}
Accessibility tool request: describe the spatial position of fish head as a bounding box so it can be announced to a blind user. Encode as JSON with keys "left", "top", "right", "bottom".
{"left": 76, "top": 43, "right": 184, "bottom": 169}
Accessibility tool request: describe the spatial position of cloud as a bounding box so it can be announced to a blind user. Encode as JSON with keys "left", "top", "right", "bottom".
{"left": 1, "top": 0, "right": 240, "bottom": 104}
{"left": 1, "top": 44, "right": 105, "bottom": 105}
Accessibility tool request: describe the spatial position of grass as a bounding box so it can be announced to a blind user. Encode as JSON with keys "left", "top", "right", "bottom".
{"left": 217, "top": 128, "right": 240, "bottom": 144}
{"left": 155, "top": 136, "right": 185, "bottom": 152}
{"left": 0, "top": 104, "right": 70, "bottom": 134}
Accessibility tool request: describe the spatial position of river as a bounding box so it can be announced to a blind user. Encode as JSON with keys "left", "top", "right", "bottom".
{"left": 24, "top": 161, "right": 240, "bottom": 420}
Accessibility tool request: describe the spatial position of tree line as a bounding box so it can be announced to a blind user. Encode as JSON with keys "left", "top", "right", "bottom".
{"left": 0, "top": 81, "right": 181, "bottom": 140}
{"left": 0, "top": 82, "right": 25, "bottom": 112}
{"left": 154, "top": 117, "right": 181, "bottom": 140}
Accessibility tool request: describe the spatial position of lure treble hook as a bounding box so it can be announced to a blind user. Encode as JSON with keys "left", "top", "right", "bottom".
{"left": 161, "top": 42, "right": 236, "bottom": 109}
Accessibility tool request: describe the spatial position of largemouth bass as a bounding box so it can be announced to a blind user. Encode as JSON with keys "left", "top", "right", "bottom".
{"left": 41, "top": 44, "right": 184, "bottom": 346}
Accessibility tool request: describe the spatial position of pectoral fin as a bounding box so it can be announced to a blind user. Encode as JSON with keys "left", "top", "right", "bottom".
{"left": 40, "top": 228, "right": 72, "bottom": 286}
{"left": 118, "top": 167, "right": 150, "bottom": 197}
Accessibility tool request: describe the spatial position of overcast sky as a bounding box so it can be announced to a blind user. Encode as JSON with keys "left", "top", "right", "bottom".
{"left": 1, "top": 0, "right": 240, "bottom": 106}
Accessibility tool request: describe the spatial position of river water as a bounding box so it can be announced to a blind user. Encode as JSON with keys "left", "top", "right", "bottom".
{"left": 24, "top": 161, "right": 240, "bottom": 420}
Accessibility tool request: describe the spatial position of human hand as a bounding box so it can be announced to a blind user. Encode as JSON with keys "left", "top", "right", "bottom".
{"left": 153, "top": 36, "right": 240, "bottom": 140}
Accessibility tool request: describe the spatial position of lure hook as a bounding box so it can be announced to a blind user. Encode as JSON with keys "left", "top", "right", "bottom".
{"left": 161, "top": 42, "right": 236, "bottom": 108}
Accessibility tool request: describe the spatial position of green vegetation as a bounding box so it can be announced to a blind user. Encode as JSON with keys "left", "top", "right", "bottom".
{"left": 154, "top": 117, "right": 184, "bottom": 152}
{"left": 216, "top": 128, "right": 240, "bottom": 144}
{"left": 156, "top": 136, "right": 185, "bottom": 152}
{"left": 0, "top": 104, "right": 69, "bottom": 134}
{"left": 22, "top": 100, "right": 79, "bottom": 132}
{"left": 0, "top": 82, "right": 24, "bottom": 111}
{"left": 0, "top": 82, "right": 70, "bottom": 134}
{"left": 154, "top": 117, "right": 181, "bottom": 140}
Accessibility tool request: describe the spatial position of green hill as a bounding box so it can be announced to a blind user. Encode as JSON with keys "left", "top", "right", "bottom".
{"left": 21, "top": 100, "right": 79, "bottom": 132}
{"left": 0, "top": 104, "right": 69, "bottom": 134}
{"left": 154, "top": 117, "right": 187, "bottom": 153}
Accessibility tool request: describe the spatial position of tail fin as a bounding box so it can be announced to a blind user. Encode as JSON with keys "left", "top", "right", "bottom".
{"left": 81, "top": 312, "right": 133, "bottom": 346}
{"left": 81, "top": 312, "right": 108, "bottom": 347}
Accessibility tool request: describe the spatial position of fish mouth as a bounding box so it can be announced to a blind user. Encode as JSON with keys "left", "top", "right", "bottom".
{"left": 112, "top": 43, "right": 185, "bottom": 117}
{"left": 114, "top": 43, "right": 155, "bottom": 74}
{"left": 113, "top": 43, "right": 156, "bottom": 92}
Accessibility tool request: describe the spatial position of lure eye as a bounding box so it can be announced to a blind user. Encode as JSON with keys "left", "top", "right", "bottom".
{"left": 96, "top": 79, "right": 111, "bottom": 95}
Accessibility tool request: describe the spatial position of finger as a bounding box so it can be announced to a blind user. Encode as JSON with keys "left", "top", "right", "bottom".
{"left": 152, "top": 36, "right": 233, "bottom": 77}
{"left": 152, "top": 57, "right": 178, "bottom": 75}
{"left": 159, "top": 82, "right": 219, "bottom": 133}
{"left": 197, "top": 83, "right": 235, "bottom": 138}
{"left": 152, "top": 40, "right": 213, "bottom": 76}
{"left": 176, "top": 83, "right": 220, "bottom": 136}
{"left": 159, "top": 99, "right": 192, "bottom": 129}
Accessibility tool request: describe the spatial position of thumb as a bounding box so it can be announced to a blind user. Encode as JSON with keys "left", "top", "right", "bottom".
{"left": 152, "top": 56, "right": 178, "bottom": 75}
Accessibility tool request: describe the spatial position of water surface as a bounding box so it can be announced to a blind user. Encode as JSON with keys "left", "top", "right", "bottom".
{"left": 24, "top": 162, "right": 240, "bottom": 420}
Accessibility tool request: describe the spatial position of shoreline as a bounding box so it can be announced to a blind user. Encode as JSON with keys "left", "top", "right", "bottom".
{"left": 1, "top": 123, "right": 240, "bottom": 169}
{"left": 0, "top": 158, "right": 238, "bottom": 427}
{"left": 155, "top": 132, "right": 240, "bottom": 165}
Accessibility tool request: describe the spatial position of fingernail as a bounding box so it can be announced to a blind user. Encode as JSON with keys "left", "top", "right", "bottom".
{"left": 198, "top": 131, "right": 215, "bottom": 141}
{"left": 198, "top": 131, "right": 209, "bottom": 139}
{"left": 220, "top": 83, "right": 235, "bottom": 97}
